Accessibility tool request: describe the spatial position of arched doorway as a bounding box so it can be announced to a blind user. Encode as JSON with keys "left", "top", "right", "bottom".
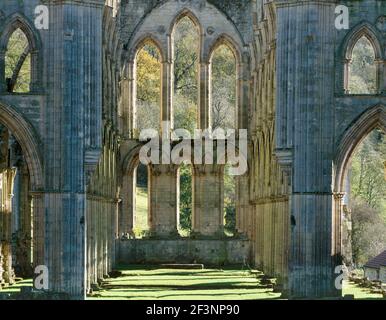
{"left": 0, "top": 102, "right": 44, "bottom": 286}
{"left": 342, "top": 129, "right": 386, "bottom": 268}
{"left": 333, "top": 105, "right": 386, "bottom": 288}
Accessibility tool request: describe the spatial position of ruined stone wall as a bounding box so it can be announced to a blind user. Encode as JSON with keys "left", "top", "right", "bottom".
{"left": 275, "top": 0, "right": 386, "bottom": 298}
{"left": 0, "top": 0, "right": 106, "bottom": 298}
{"left": 86, "top": 123, "right": 120, "bottom": 293}
{"left": 246, "top": 0, "right": 290, "bottom": 289}
{"left": 117, "top": 0, "right": 253, "bottom": 243}
{"left": 1, "top": 0, "right": 383, "bottom": 300}
{"left": 0, "top": 1, "right": 44, "bottom": 291}
{"left": 117, "top": 238, "right": 251, "bottom": 266}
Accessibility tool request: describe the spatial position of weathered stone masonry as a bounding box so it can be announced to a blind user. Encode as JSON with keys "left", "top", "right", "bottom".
{"left": 0, "top": 0, "right": 385, "bottom": 299}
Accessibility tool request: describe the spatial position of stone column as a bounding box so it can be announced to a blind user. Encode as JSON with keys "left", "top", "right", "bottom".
{"left": 149, "top": 164, "right": 178, "bottom": 237}
{"left": 42, "top": 0, "right": 104, "bottom": 299}
{"left": 342, "top": 205, "right": 353, "bottom": 267}
{"left": 161, "top": 61, "right": 173, "bottom": 134}
{"left": 275, "top": 1, "right": 339, "bottom": 298}
{"left": 238, "top": 58, "right": 249, "bottom": 130}
{"left": 192, "top": 164, "right": 224, "bottom": 236}
{"left": 30, "top": 49, "right": 42, "bottom": 93}
{"left": 120, "top": 173, "right": 135, "bottom": 236}
{"left": 332, "top": 192, "right": 345, "bottom": 263}
{"left": 377, "top": 59, "right": 385, "bottom": 94}
{"left": 31, "top": 192, "right": 44, "bottom": 269}
{"left": 0, "top": 242, "right": 4, "bottom": 286}
{"left": 236, "top": 173, "right": 250, "bottom": 235}
{"left": 16, "top": 164, "right": 33, "bottom": 277}
{"left": 0, "top": 169, "right": 17, "bottom": 284}
{"left": 199, "top": 62, "right": 210, "bottom": 129}
{"left": 0, "top": 51, "right": 5, "bottom": 93}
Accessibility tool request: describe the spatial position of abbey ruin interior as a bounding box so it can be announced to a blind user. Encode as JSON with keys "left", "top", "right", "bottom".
{"left": 0, "top": 0, "right": 385, "bottom": 300}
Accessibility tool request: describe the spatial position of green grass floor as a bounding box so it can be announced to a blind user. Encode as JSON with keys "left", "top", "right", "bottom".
{"left": 342, "top": 281, "right": 384, "bottom": 300}
{"left": 134, "top": 187, "right": 149, "bottom": 233}
{"left": 88, "top": 266, "right": 281, "bottom": 300}
{"left": 1, "top": 267, "right": 384, "bottom": 300}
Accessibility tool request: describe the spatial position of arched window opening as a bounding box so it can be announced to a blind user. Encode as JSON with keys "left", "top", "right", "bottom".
{"left": 0, "top": 124, "right": 33, "bottom": 280}
{"left": 224, "top": 164, "right": 236, "bottom": 237}
{"left": 178, "top": 164, "right": 193, "bottom": 237}
{"left": 348, "top": 36, "right": 377, "bottom": 95}
{"left": 211, "top": 44, "right": 237, "bottom": 130}
{"left": 173, "top": 16, "right": 199, "bottom": 133}
{"left": 134, "top": 163, "right": 149, "bottom": 238}
{"left": 5, "top": 28, "right": 31, "bottom": 93}
{"left": 135, "top": 42, "right": 161, "bottom": 133}
{"left": 342, "top": 129, "right": 386, "bottom": 271}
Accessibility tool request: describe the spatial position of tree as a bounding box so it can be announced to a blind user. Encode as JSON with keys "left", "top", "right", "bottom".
{"left": 351, "top": 199, "right": 386, "bottom": 265}
{"left": 179, "top": 164, "right": 192, "bottom": 232}
{"left": 134, "top": 18, "right": 240, "bottom": 236}
{"left": 136, "top": 44, "right": 161, "bottom": 131}
{"left": 351, "top": 130, "right": 386, "bottom": 209}
{"left": 173, "top": 17, "right": 199, "bottom": 102}
{"left": 5, "top": 28, "right": 31, "bottom": 93}
{"left": 350, "top": 130, "right": 386, "bottom": 265}
{"left": 173, "top": 17, "right": 199, "bottom": 133}
{"left": 211, "top": 45, "right": 237, "bottom": 130}
{"left": 224, "top": 165, "right": 236, "bottom": 235}
{"left": 348, "top": 36, "right": 377, "bottom": 94}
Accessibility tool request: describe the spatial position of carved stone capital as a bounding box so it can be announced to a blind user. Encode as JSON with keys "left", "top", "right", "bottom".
{"left": 333, "top": 192, "right": 345, "bottom": 200}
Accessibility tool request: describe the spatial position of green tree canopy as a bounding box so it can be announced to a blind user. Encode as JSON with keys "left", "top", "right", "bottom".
{"left": 348, "top": 36, "right": 377, "bottom": 94}
{"left": 350, "top": 130, "right": 386, "bottom": 265}
{"left": 136, "top": 43, "right": 161, "bottom": 132}
{"left": 5, "top": 28, "right": 31, "bottom": 93}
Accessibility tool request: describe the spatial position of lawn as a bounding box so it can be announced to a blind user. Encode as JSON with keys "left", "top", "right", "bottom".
{"left": 0, "top": 279, "right": 32, "bottom": 300}
{"left": 134, "top": 187, "right": 149, "bottom": 234}
{"left": 1, "top": 269, "right": 384, "bottom": 300}
{"left": 88, "top": 266, "right": 281, "bottom": 300}
{"left": 342, "top": 280, "right": 384, "bottom": 300}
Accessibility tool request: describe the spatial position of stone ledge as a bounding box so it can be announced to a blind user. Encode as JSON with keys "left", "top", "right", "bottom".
{"left": 116, "top": 238, "right": 251, "bottom": 266}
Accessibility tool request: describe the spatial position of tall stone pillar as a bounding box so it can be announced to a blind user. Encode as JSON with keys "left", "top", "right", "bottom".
{"left": 120, "top": 173, "right": 135, "bottom": 236}
{"left": 376, "top": 59, "right": 385, "bottom": 94}
{"left": 125, "top": 62, "right": 136, "bottom": 137}
{"left": 31, "top": 192, "right": 44, "bottom": 268}
{"left": 0, "top": 242, "right": 4, "bottom": 286}
{"left": 43, "top": 0, "right": 104, "bottom": 299}
{"left": 332, "top": 192, "right": 345, "bottom": 263}
{"left": 149, "top": 164, "right": 178, "bottom": 237}
{"left": 192, "top": 164, "right": 224, "bottom": 236}
{"left": 0, "top": 51, "right": 5, "bottom": 93}
{"left": 0, "top": 168, "right": 16, "bottom": 284}
{"left": 275, "top": 1, "right": 339, "bottom": 298}
{"left": 161, "top": 61, "right": 173, "bottom": 134}
{"left": 15, "top": 163, "right": 33, "bottom": 277}
{"left": 199, "top": 62, "right": 210, "bottom": 129}
{"left": 236, "top": 174, "right": 250, "bottom": 236}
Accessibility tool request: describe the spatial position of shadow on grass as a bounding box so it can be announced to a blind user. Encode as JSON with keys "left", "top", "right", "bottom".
{"left": 107, "top": 276, "right": 257, "bottom": 282}
{"left": 91, "top": 290, "right": 281, "bottom": 300}
{"left": 101, "top": 280, "right": 271, "bottom": 291}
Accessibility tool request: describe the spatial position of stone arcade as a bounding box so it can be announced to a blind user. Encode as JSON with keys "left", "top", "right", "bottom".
{"left": 0, "top": 0, "right": 385, "bottom": 299}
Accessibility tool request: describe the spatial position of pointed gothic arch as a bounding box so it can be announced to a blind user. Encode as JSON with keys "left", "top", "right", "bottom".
{"left": 0, "top": 13, "right": 43, "bottom": 93}
{"left": 342, "top": 22, "right": 383, "bottom": 61}
{"left": 341, "top": 22, "right": 383, "bottom": 95}
{"left": 0, "top": 101, "right": 43, "bottom": 191}
{"left": 169, "top": 8, "right": 203, "bottom": 39}
{"left": 334, "top": 104, "right": 386, "bottom": 193}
